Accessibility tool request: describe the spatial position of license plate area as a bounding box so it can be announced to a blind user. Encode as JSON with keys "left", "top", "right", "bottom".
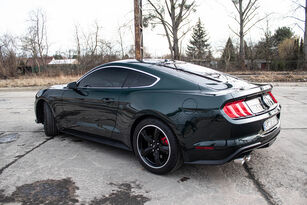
{"left": 263, "top": 116, "right": 279, "bottom": 131}
{"left": 245, "top": 98, "right": 265, "bottom": 114}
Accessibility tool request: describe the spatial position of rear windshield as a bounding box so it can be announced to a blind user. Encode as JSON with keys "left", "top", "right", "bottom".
{"left": 154, "top": 61, "right": 231, "bottom": 90}
{"left": 144, "top": 60, "right": 255, "bottom": 90}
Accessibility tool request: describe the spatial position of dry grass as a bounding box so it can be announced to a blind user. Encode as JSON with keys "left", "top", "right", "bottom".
{"left": 0, "top": 75, "right": 81, "bottom": 88}
{"left": 228, "top": 71, "right": 307, "bottom": 83}
{"left": 1, "top": 71, "right": 307, "bottom": 88}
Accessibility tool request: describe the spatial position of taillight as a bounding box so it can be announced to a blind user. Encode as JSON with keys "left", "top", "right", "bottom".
{"left": 268, "top": 92, "right": 277, "bottom": 103}
{"left": 223, "top": 99, "right": 252, "bottom": 119}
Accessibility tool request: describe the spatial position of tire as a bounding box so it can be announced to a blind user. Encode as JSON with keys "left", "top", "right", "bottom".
{"left": 133, "top": 118, "right": 183, "bottom": 175}
{"left": 43, "top": 102, "right": 59, "bottom": 137}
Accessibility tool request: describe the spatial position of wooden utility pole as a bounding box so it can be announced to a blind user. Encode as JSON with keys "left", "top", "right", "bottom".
{"left": 134, "top": 0, "right": 143, "bottom": 61}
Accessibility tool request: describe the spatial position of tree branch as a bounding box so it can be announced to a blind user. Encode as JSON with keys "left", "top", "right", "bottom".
{"left": 287, "top": 15, "right": 305, "bottom": 22}
{"left": 228, "top": 25, "right": 240, "bottom": 37}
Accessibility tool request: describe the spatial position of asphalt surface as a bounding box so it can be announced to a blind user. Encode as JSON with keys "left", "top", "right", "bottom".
{"left": 0, "top": 84, "right": 306, "bottom": 205}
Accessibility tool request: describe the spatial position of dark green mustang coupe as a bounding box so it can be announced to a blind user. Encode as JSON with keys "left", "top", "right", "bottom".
{"left": 35, "top": 59, "right": 281, "bottom": 174}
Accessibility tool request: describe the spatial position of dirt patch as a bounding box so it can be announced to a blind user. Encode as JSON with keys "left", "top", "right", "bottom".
{"left": 88, "top": 182, "right": 150, "bottom": 205}
{"left": 178, "top": 177, "right": 190, "bottom": 183}
{"left": 0, "top": 178, "right": 79, "bottom": 205}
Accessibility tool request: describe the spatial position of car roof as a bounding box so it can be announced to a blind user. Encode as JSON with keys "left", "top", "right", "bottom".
{"left": 100, "top": 59, "right": 228, "bottom": 90}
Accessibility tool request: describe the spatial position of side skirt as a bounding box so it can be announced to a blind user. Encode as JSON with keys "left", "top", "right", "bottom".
{"left": 61, "top": 129, "right": 132, "bottom": 151}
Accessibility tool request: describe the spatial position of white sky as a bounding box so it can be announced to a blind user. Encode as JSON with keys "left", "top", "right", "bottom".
{"left": 0, "top": 0, "right": 304, "bottom": 57}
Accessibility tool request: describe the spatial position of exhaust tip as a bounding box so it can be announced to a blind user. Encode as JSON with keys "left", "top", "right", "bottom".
{"left": 234, "top": 154, "right": 251, "bottom": 165}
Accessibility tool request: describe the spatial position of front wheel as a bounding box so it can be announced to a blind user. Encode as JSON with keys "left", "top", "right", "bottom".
{"left": 43, "top": 102, "right": 59, "bottom": 137}
{"left": 133, "top": 118, "right": 182, "bottom": 174}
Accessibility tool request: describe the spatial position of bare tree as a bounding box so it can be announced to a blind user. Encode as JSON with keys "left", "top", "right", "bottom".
{"left": 73, "top": 22, "right": 119, "bottom": 71}
{"left": 291, "top": 0, "right": 307, "bottom": 69}
{"left": 117, "top": 22, "right": 132, "bottom": 59}
{"left": 230, "top": 0, "right": 264, "bottom": 69}
{"left": 22, "top": 9, "right": 49, "bottom": 72}
{"left": 74, "top": 25, "right": 81, "bottom": 61}
{"left": 0, "top": 33, "right": 19, "bottom": 77}
{"left": 145, "top": 0, "right": 196, "bottom": 60}
{"left": 263, "top": 19, "right": 274, "bottom": 70}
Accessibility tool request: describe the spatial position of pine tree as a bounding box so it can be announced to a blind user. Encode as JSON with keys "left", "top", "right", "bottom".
{"left": 222, "top": 38, "right": 236, "bottom": 62}
{"left": 186, "top": 18, "right": 210, "bottom": 60}
{"left": 221, "top": 37, "right": 236, "bottom": 71}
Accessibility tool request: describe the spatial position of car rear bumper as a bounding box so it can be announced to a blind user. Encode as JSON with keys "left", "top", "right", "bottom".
{"left": 183, "top": 121, "right": 280, "bottom": 165}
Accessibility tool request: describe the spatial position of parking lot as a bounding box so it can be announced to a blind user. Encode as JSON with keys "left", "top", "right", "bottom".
{"left": 0, "top": 84, "right": 306, "bottom": 205}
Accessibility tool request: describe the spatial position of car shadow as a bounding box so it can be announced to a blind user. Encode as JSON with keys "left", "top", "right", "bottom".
{"left": 56, "top": 133, "right": 249, "bottom": 183}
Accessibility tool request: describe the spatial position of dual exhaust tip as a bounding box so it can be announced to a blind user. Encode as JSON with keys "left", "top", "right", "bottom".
{"left": 234, "top": 154, "right": 251, "bottom": 165}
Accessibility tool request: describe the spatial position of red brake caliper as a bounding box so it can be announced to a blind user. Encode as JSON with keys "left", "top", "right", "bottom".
{"left": 161, "top": 136, "right": 168, "bottom": 145}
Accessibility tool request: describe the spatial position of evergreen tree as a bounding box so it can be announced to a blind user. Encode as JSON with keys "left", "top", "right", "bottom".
{"left": 273, "top": 27, "right": 294, "bottom": 46}
{"left": 186, "top": 18, "right": 210, "bottom": 60}
{"left": 222, "top": 38, "right": 236, "bottom": 62}
{"left": 221, "top": 37, "right": 236, "bottom": 71}
{"left": 300, "top": 38, "right": 304, "bottom": 55}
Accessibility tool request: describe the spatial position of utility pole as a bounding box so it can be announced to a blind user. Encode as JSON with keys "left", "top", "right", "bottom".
{"left": 134, "top": 0, "right": 143, "bottom": 61}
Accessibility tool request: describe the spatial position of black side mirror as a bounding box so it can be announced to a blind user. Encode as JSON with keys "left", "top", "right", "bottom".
{"left": 67, "top": 82, "right": 77, "bottom": 89}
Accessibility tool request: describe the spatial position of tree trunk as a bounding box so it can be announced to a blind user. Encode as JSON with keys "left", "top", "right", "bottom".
{"left": 304, "top": 0, "right": 307, "bottom": 70}
{"left": 239, "top": 0, "right": 245, "bottom": 70}
{"left": 173, "top": 29, "right": 180, "bottom": 60}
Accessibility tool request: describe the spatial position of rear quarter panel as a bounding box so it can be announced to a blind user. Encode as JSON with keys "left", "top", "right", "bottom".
{"left": 114, "top": 88, "right": 233, "bottom": 150}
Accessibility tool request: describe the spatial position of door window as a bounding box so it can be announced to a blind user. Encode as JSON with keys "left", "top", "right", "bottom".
{"left": 78, "top": 67, "right": 128, "bottom": 88}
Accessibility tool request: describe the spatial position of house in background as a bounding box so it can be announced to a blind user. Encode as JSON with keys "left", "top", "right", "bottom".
{"left": 17, "top": 57, "right": 79, "bottom": 74}
{"left": 48, "top": 59, "right": 79, "bottom": 65}
{"left": 245, "top": 59, "right": 271, "bottom": 70}
{"left": 18, "top": 57, "right": 54, "bottom": 74}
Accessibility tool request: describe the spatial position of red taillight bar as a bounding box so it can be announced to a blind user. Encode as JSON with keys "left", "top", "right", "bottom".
{"left": 268, "top": 92, "right": 277, "bottom": 103}
{"left": 223, "top": 99, "right": 253, "bottom": 119}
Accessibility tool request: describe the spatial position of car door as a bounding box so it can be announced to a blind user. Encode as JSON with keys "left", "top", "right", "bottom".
{"left": 112, "top": 69, "right": 160, "bottom": 144}
{"left": 61, "top": 67, "right": 128, "bottom": 138}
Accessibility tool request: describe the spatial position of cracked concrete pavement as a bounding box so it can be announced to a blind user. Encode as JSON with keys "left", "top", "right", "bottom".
{"left": 0, "top": 84, "right": 306, "bottom": 205}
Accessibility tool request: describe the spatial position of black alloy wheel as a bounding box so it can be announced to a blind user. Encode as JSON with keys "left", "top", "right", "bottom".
{"left": 137, "top": 125, "right": 171, "bottom": 168}
{"left": 133, "top": 118, "right": 182, "bottom": 174}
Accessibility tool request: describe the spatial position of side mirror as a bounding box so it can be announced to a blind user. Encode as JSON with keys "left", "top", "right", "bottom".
{"left": 67, "top": 82, "right": 77, "bottom": 90}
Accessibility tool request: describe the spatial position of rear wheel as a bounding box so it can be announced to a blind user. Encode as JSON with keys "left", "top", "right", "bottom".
{"left": 43, "top": 102, "right": 59, "bottom": 137}
{"left": 133, "top": 118, "right": 182, "bottom": 174}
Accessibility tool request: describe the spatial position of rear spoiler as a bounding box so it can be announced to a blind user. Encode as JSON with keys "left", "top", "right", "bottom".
{"left": 231, "top": 83, "right": 273, "bottom": 100}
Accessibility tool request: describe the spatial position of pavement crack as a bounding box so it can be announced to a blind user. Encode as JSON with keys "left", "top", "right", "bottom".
{"left": 282, "top": 128, "right": 307, "bottom": 130}
{"left": 244, "top": 163, "right": 277, "bottom": 205}
{"left": 0, "top": 131, "right": 44, "bottom": 133}
{"left": 0, "top": 137, "right": 54, "bottom": 175}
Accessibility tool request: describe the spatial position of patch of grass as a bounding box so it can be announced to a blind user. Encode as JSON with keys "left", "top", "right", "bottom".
{"left": 228, "top": 71, "right": 307, "bottom": 82}
{"left": 0, "top": 75, "right": 81, "bottom": 88}
{"left": 1, "top": 71, "right": 307, "bottom": 88}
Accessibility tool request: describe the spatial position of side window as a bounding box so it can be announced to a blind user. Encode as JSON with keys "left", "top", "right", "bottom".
{"left": 78, "top": 67, "right": 128, "bottom": 88}
{"left": 123, "top": 70, "right": 157, "bottom": 87}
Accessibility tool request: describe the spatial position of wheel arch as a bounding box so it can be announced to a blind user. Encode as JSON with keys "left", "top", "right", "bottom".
{"left": 36, "top": 99, "right": 54, "bottom": 123}
{"left": 129, "top": 112, "right": 182, "bottom": 153}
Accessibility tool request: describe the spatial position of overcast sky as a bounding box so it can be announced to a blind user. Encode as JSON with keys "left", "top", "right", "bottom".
{"left": 0, "top": 0, "right": 304, "bottom": 57}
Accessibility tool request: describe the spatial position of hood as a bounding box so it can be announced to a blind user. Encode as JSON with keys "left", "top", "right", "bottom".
{"left": 49, "top": 84, "right": 67, "bottom": 90}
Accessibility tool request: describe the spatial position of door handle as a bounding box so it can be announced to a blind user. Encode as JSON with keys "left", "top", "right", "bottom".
{"left": 101, "top": 98, "right": 115, "bottom": 103}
